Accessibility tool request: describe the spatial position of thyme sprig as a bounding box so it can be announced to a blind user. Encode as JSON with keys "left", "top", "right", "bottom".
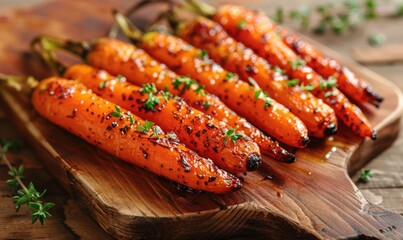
{"left": 224, "top": 129, "right": 244, "bottom": 146}
{"left": 1, "top": 139, "right": 54, "bottom": 225}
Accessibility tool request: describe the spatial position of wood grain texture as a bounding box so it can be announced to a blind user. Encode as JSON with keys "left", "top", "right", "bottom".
{"left": 353, "top": 44, "right": 403, "bottom": 64}
{"left": 0, "top": 0, "right": 403, "bottom": 239}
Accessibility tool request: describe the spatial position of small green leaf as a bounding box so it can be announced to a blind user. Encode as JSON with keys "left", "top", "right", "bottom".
{"left": 237, "top": 18, "right": 247, "bottom": 29}
{"left": 226, "top": 129, "right": 235, "bottom": 136}
{"left": 114, "top": 105, "right": 121, "bottom": 114}
{"left": 128, "top": 114, "right": 134, "bottom": 126}
{"left": 368, "top": 33, "right": 385, "bottom": 46}
{"left": 225, "top": 72, "right": 236, "bottom": 81}
{"left": 302, "top": 83, "right": 314, "bottom": 92}
{"left": 195, "top": 85, "right": 205, "bottom": 96}
{"left": 198, "top": 49, "right": 209, "bottom": 59}
{"left": 287, "top": 79, "right": 300, "bottom": 87}
{"left": 359, "top": 169, "right": 373, "bottom": 182}
{"left": 273, "top": 66, "right": 285, "bottom": 74}
{"left": 290, "top": 57, "right": 305, "bottom": 70}
{"left": 98, "top": 81, "right": 107, "bottom": 90}
{"left": 116, "top": 75, "right": 126, "bottom": 81}
{"left": 140, "top": 83, "right": 158, "bottom": 94}
{"left": 254, "top": 89, "right": 262, "bottom": 99}
{"left": 203, "top": 101, "right": 210, "bottom": 110}
{"left": 110, "top": 112, "right": 120, "bottom": 118}
{"left": 136, "top": 120, "right": 155, "bottom": 133}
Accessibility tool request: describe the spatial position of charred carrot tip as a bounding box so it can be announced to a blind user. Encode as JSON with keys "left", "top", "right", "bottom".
{"left": 301, "top": 136, "right": 310, "bottom": 147}
{"left": 371, "top": 130, "right": 378, "bottom": 140}
{"left": 284, "top": 154, "right": 296, "bottom": 164}
{"left": 324, "top": 123, "right": 338, "bottom": 136}
{"left": 246, "top": 154, "right": 262, "bottom": 171}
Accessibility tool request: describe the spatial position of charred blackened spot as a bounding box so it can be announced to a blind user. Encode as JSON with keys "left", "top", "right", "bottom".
{"left": 245, "top": 64, "right": 257, "bottom": 75}
{"left": 185, "top": 125, "right": 193, "bottom": 134}
{"left": 66, "top": 108, "right": 78, "bottom": 118}
{"left": 120, "top": 126, "right": 129, "bottom": 135}
{"left": 212, "top": 146, "right": 218, "bottom": 153}
{"left": 208, "top": 176, "right": 216, "bottom": 182}
{"left": 128, "top": 95, "right": 134, "bottom": 101}
{"left": 195, "top": 131, "right": 201, "bottom": 138}
{"left": 202, "top": 129, "right": 207, "bottom": 134}
{"left": 206, "top": 123, "right": 217, "bottom": 129}
{"left": 106, "top": 125, "right": 112, "bottom": 131}
{"left": 122, "top": 93, "right": 127, "bottom": 101}
{"left": 186, "top": 106, "right": 193, "bottom": 114}
{"left": 140, "top": 147, "right": 148, "bottom": 159}
{"left": 111, "top": 121, "right": 118, "bottom": 128}
{"left": 197, "top": 174, "right": 204, "bottom": 179}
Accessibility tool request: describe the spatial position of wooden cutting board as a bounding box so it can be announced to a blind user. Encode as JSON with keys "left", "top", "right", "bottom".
{"left": 1, "top": 0, "right": 403, "bottom": 239}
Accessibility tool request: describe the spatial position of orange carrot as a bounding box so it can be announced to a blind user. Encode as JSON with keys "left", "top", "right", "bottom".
{"left": 176, "top": 16, "right": 338, "bottom": 138}
{"left": 211, "top": 4, "right": 376, "bottom": 139}
{"left": 138, "top": 32, "right": 309, "bottom": 148}
{"left": 32, "top": 77, "right": 241, "bottom": 193}
{"left": 80, "top": 37, "right": 295, "bottom": 161}
{"left": 275, "top": 26, "right": 383, "bottom": 107}
{"left": 64, "top": 64, "right": 262, "bottom": 173}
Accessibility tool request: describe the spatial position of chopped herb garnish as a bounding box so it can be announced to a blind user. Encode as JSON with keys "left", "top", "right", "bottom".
{"left": 224, "top": 129, "right": 244, "bottom": 146}
{"left": 274, "top": 66, "right": 285, "bottom": 74}
{"left": 320, "top": 77, "right": 338, "bottom": 90}
{"left": 290, "top": 57, "right": 306, "bottom": 70}
{"left": 203, "top": 101, "right": 210, "bottom": 110}
{"left": 225, "top": 72, "right": 236, "bottom": 81}
{"left": 324, "top": 90, "right": 337, "bottom": 98}
{"left": 254, "top": 89, "right": 273, "bottom": 108}
{"left": 358, "top": 169, "right": 373, "bottom": 182}
{"left": 140, "top": 83, "right": 157, "bottom": 94}
{"left": 110, "top": 105, "right": 121, "bottom": 118}
{"left": 161, "top": 87, "right": 170, "bottom": 102}
{"left": 237, "top": 18, "right": 247, "bottom": 29}
{"left": 301, "top": 83, "right": 315, "bottom": 92}
{"left": 195, "top": 85, "right": 205, "bottom": 96}
{"left": 116, "top": 75, "right": 126, "bottom": 81}
{"left": 98, "top": 81, "right": 107, "bottom": 90}
{"left": 287, "top": 79, "right": 300, "bottom": 87}
{"left": 198, "top": 49, "right": 209, "bottom": 59}
{"left": 248, "top": 77, "right": 258, "bottom": 87}
{"left": 254, "top": 89, "right": 262, "bottom": 99}
{"left": 143, "top": 92, "right": 160, "bottom": 111}
{"left": 173, "top": 76, "right": 197, "bottom": 94}
{"left": 109, "top": 105, "right": 135, "bottom": 126}
{"left": 136, "top": 120, "right": 155, "bottom": 133}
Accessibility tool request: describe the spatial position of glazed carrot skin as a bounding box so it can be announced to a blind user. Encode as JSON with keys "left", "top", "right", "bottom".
{"left": 64, "top": 64, "right": 262, "bottom": 173}
{"left": 213, "top": 5, "right": 376, "bottom": 139}
{"left": 139, "top": 32, "right": 309, "bottom": 148}
{"left": 85, "top": 38, "right": 295, "bottom": 162}
{"left": 275, "top": 26, "right": 383, "bottom": 107}
{"left": 177, "top": 17, "right": 338, "bottom": 138}
{"left": 32, "top": 77, "right": 241, "bottom": 193}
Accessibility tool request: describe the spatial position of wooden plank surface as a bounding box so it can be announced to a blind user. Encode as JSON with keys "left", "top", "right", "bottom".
{"left": 0, "top": 0, "right": 403, "bottom": 239}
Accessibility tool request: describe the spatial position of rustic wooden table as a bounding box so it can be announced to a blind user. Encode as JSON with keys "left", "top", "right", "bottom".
{"left": 0, "top": 0, "right": 402, "bottom": 239}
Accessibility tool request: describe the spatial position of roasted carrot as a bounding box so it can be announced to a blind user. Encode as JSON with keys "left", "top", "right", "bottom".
{"left": 176, "top": 16, "right": 338, "bottom": 138}
{"left": 138, "top": 32, "right": 309, "bottom": 148}
{"left": 209, "top": 4, "right": 376, "bottom": 139}
{"left": 32, "top": 77, "right": 241, "bottom": 193}
{"left": 64, "top": 64, "right": 262, "bottom": 173}
{"left": 275, "top": 26, "right": 383, "bottom": 108}
{"left": 33, "top": 35, "right": 295, "bottom": 162}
